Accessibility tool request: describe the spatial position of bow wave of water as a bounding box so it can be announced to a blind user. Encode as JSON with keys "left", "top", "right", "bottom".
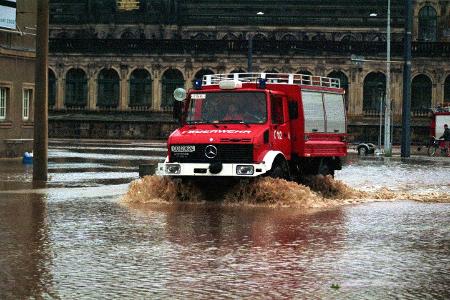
{"left": 122, "top": 175, "right": 450, "bottom": 207}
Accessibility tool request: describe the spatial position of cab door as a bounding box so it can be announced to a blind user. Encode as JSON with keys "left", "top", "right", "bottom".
{"left": 270, "top": 94, "right": 291, "bottom": 160}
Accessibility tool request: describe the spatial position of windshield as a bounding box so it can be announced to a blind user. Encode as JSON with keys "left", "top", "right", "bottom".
{"left": 185, "top": 92, "right": 267, "bottom": 124}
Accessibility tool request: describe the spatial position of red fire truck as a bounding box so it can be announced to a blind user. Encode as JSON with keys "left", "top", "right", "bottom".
{"left": 156, "top": 73, "right": 347, "bottom": 181}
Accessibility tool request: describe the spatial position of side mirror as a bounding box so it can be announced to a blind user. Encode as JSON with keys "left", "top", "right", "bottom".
{"left": 173, "top": 88, "right": 186, "bottom": 102}
{"left": 173, "top": 88, "right": 186, "bottom": 124}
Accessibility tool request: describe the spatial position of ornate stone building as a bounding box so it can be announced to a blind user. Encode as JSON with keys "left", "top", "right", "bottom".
{"left": 48, "top": 0, "right": 450, "bottom": 144}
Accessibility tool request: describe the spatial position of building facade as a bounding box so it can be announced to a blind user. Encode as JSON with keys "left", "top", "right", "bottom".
{"left": 0, "top": 0, "right": 36, "bottom": 157}
{"left": 48, "top": 0, "right": 450, "bottom": 144}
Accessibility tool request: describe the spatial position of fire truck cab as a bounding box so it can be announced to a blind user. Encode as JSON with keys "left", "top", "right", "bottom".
{"left": 157, "top": 73, "right": 347, "bottom": 181}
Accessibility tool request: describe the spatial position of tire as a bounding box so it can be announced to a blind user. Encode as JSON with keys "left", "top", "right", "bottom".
{"left": 268, "top": 158, "right": 290, "bottom": 180}
{"left": 318, "top": 159, "right": 334, "bottom": 177}
{"left": 427, "top": 145, "right": 437, "bottom": 157}
{"left": 358, "top": 146, "right": 368, "bottom": 156}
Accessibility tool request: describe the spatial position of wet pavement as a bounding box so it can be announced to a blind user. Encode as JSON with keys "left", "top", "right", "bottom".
{"left": 0, "top": 140, "right": 449, "bottom": 299}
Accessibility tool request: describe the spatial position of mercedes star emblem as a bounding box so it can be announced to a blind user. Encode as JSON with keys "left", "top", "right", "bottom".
{"left": 204, "top": 145, "right": 218, "bottom": 159}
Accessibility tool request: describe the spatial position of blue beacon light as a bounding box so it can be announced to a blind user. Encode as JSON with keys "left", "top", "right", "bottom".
{"left": 257, "top": 78, "right": 267, "bottom": 89}
{"left": 194, "top": 79, "right": 203, "bottom": 90}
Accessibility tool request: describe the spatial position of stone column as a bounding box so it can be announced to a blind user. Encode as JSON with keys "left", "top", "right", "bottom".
{"left": 88, "top": 78, "right": 96, "bottom": 110}
{"left": 119, "top": 65, "right": 129, "bottom": 110}
{"left": 345, "top": 82, "right": 352, "bottom": 114}
{"left": 87, "top": 66, "right": 97, "bottom": 110}
{"left": 56, "top": 77, "right": 64, "bottom": 109}
{"left": 152, "top": 68, "right": 161, "bottom": 110}
{"left": 185, "top": 69, "right": 193, "bottom": 90}
{"left": 391, "top": 69, "right": 403, "bottom": 119}
{"left": 349, "top": 66, "right": 363, "bottom": 116}
{"left": 434, "top": 71, "right": 444, "bottom": 106}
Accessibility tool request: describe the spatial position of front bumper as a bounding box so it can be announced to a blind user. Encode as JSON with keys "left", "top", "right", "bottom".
{"left": 156, "top": 162, "right": 269, "bottom": 177}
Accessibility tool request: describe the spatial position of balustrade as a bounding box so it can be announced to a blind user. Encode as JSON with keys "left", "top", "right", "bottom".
{"left": 49, "top": 39, "right": 450, "bottom": 58}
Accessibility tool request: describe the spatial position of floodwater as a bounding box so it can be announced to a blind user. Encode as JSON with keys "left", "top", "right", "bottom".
{"left": 0, "top": 140, "right": 449, "bottom": 299}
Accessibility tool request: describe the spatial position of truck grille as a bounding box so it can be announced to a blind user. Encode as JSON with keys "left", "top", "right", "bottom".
{"left": 170, "top": 144, "right": 253, "bottom": 163}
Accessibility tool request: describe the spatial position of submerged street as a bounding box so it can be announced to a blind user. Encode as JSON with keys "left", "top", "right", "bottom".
{"left": 0, "top": 140, "right": 449, "bottom": 299}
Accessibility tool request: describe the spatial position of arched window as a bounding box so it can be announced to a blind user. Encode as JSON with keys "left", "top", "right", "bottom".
{"left": 281, "top": 34, "right": 296, "bottom": 41}
{"left": 65, "top": 68, "right": 87, "bottom": 108}
{"left": 328, "top": 71, "right": 349, "bottom": 110}
{"left": 48, "top": 69, "right": 56, "bottom": 108}
{"left": 222, "top": 33, "right": 238, "bottom": 40}
{"left": 161, "top": 69, "right": 184, "bottom": 109}
{"left": 192, "top": 33, "right": 208, "bottom": 40}
{"left": 444, "top": 75, "right": 450, "bottom": 104}
{"left": 371, "top": 34, "right": 385, "bottom": 42}
{"left": 264, "top": 69, "right": 278, "bottom": 74}
{"left": 252, "top": 33, "right": 266, "bottom": 41}
{"left": 312, "top": 34, "right": 326, "bottom": 41}
{"left": 297, "top": 70, "right": 312, "bottom": 75}
{"left": 419, "top": 6, "right": 437, "bottom": 42}
{"left": 264, "top": 69, "right": 279, "bottom": 80}
{"left": 193, "top": 68, "right": 214, "bottom": 85}
{"left": 226, "top": 68, "right": 246, "bottom": 80}
{"left": 97, "top": 68, "right": 120, "bottom": 108}
{"left": 129, "top": 69, "right": 152, "bottom": 107}
{"left": 121, "top": 31, "right": 135, "bottom": 39}
{"left": 297, "top": 70, "right": 313, "bottom": 85}
{"left": 411, "top": 74, "right": 432, "bottom": 113}
{"left": 363, "top": 72, "right": 386, "bottom": 113}
{"left": 230, "top": 68, "right": 245, "bottom": 73}
{"left": 341, "top": 35, "right": 357, "bottom": 42}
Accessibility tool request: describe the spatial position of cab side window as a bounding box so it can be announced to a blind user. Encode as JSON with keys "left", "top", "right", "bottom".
{"left": 271, "top": 95, "right": 284, "bottom": 124}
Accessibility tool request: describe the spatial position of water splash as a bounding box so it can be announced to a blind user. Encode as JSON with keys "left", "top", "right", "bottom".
{"left": 122, "top": 176, "right": 203, "bottom": 204}
{"left": 122, "top": 175, "right": 407, "bottom": 208}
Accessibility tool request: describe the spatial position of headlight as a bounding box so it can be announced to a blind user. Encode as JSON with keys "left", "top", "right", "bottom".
{"left": 236, "top": 165, "right": 254, "bottom": 175}
{"left": 165, "top": 164, "right": 181, "bottom": 174}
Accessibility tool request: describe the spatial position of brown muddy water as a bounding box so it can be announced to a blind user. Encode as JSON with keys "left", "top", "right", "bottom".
{"left": 0, "top": 140, "right": 449, "bottom": 299}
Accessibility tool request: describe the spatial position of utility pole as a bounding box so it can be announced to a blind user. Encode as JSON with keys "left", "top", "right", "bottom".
{"left": 33, "top": 0, "right": 49, "bottom": 182}
{"left": 384, "top": 0, "right": 392, "bottom": 156}
{"left": 247, "top": 34, "right": 253, "bottom": 73}
{"left": 401, "top": 0, "right": 412, "bottom": 157}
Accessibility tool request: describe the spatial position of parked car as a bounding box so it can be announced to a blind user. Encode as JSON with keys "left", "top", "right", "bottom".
{"left": 356, "top": 143, "right": 376, "bottom": 156}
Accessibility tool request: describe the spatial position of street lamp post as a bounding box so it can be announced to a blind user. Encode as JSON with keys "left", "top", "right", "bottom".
{"left": 369, "top": 2, "right": 392, "bottom": 156}
{"left": 401, "top": 0, "right": 413, "bottom": 157}
{"left": 377, "top": 84, "right": 385, "bottom": 154}
{"left": 248, "top": 11, "right": 264, "bottom": 73}
{"left": 384, "top": 0, "right": 392, "bottom": 156}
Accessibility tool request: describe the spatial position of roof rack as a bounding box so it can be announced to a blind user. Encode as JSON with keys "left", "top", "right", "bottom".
{"left": 203, "top": 73, "right": 340, "bottom": 89}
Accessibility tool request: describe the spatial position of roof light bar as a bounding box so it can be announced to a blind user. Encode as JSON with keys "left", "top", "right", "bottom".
{"left": 219, "top": 80, "right": 243, "bottom": 90}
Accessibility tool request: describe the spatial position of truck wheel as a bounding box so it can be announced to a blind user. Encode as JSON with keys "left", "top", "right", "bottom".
{"left": 318, "top": 159, "right": 334, "bottom": 177}
{"left": 268, "top": 159, "right": 290, "bottom": 180}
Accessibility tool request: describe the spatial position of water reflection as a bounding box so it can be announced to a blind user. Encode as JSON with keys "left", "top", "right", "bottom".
{"left": 153, "top": 204, "right": 345, "bottom": 249}
{"left": 121, "top": 204, "right": 348, "bottom": 298}
{"left": 0, "top": 193, "right": 55, "bottom": 299}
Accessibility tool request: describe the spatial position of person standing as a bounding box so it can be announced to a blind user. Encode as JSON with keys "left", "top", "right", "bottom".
{"left": 440, "top": 124, "right": 450, "bottom": 156}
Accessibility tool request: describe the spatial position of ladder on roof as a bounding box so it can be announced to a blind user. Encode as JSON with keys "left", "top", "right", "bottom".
{"left": 202, "top": 73, "right": 341, "bottom": 88}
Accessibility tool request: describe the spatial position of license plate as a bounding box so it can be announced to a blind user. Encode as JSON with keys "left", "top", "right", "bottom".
{"left": 171, "top": 145, "right": 196, "bottom": 152}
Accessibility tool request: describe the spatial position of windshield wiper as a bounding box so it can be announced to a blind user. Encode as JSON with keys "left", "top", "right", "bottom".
{"left": 220, "top": 119, "right": 243, "bottom": 123}
{"left": 205, "top": 120, "right": 220, "bottom": 128}
{"left": 220, "top": 120, "right": 251, "bottom": 127}
{"left": 186, "top": 120, "right": 208, "bottom": 125}
{"left": 187, "top": 120, "right": 219, "bottom": 128}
